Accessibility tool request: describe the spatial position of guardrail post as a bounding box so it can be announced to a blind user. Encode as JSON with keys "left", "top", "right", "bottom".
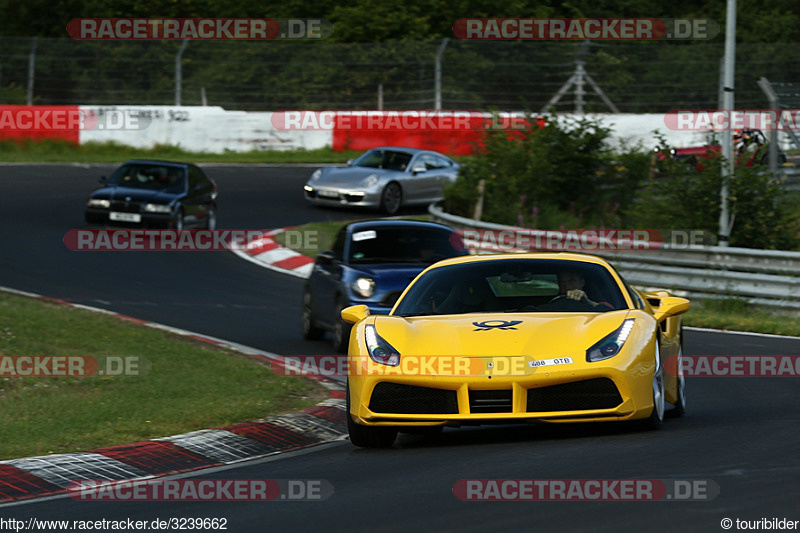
{"left": 26, "top": 37, "right": 37, "bottom": 106}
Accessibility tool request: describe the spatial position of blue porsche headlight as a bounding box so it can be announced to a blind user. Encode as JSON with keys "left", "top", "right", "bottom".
{"left": 351, "top": 276, "right": 375, "bottom": 298}
{"left": 586, "top": 319, "right": 635, "bottom": 362}
{"left": 365, "top": 324, "right": 400, "bottom": 366}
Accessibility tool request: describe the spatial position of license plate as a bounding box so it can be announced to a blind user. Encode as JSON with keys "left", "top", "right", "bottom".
{"left": 110, "top": 212, "right": 141, "bottom": 223}
{"left": 528, "top": 357, "right": 574, "bottom": 368}
{"left": 317, "top": 190, "right": 339, "bottom": 198}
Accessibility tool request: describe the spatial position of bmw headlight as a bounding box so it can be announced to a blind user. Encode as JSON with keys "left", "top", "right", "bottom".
{"left": 87, "top": 199, "right": 110, "bottom": 208}
{"left": 144, "top": 203, "right": 173, "bottom": 213}
{"left": 310, "top": 169, "right": 322, "bottom": 181}
{"left": 360, "top": 173, "right": 379, "bottom": 187}
{"left": 365, "top": 324, "right": 399, "bottom": 366}
{"left": 351, "top": 277, "right": 376, "bottom": 298}
{"left": 586, "top": 319, "right": 635, "bottom": 362}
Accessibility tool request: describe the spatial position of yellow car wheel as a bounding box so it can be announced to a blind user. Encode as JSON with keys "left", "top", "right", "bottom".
{"left": 346, "top": 380, "right": 397, "bottom": 448}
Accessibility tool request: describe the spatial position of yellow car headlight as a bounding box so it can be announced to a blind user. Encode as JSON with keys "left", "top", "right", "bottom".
{"left": 586, "top": 319, "right": 635, "bottom": 362}
{"left": 365, "top": 324, "right": 399, "bottom": 366}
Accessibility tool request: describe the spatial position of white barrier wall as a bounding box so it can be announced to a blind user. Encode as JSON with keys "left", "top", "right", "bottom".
{"left": 78, "top": 106, "right": 332, "bottom": 152}
{"left": 76, "top": 106, "right": 747, "bottom": 154}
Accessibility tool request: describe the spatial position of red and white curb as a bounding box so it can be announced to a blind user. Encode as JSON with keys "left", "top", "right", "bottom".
{"left": 231, "top": 228, "right": 314, "bottom": 279}
{"left": 0, "top": 286, "right": 346, "bottom": 505}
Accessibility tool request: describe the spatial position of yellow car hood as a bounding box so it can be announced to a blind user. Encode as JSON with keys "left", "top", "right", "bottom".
{"left": 372, "top": 311, "right": 633, "bottom": 357}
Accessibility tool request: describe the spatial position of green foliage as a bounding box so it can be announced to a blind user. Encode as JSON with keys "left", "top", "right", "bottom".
{"left": 633, "top": 143, "right": 800, "bottom": 250}
{"left": 445, "top": 125, "right": 799, "bottom": 250}
{"left": 444, "top": 114, "right": 650, "bottom": 228}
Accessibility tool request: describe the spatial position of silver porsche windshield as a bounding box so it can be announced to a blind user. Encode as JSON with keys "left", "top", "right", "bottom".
{"left": 352, "top": 149, "right": 413, "bottom": 171}
{"left": 393, "top": 259, "right": 628, "bottom": 316}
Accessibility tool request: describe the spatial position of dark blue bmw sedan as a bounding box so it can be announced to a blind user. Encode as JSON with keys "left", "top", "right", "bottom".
{"left": 84, "top": 160, "right": 218, "bottom": 230}
{"left": 302, "top": 219, "right": 466, "bottom": 352}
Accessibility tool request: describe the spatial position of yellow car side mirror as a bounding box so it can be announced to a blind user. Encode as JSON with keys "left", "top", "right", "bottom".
{"left": 341, "top": 304, "right": 370, "bottom": 324}
{"left": 653, "top": 297, "right": 690, "bottom": 322}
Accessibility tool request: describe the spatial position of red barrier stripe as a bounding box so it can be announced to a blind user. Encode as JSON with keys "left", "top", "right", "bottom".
{"left": 0, "top": 464, "right": 63, "bottom": 502}
{"left": 271, "top": 255, "right": 314, "bottom": 270}
{"left": 225, "top": 421, "right": 320, "bottom": 449}
{"left": 301, "top": 405, "right": 346, "bottom": 426}
{"left": 92, "top": 441, "right": 222, "bottom": 476}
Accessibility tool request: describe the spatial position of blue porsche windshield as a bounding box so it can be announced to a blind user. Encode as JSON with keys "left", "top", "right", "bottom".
{"left": 348, "top": 226, "right": 463, "bottom": 264}
{"left": 352, "top": 149, "right": 413, "bottom": 171}
{"left": 393, "top": 259, "right": 629, "bottom": 316}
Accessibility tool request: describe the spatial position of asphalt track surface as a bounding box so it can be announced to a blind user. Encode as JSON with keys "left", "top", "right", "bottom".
{"left": 1, "top": 164, "right": 798, "bottom": 532}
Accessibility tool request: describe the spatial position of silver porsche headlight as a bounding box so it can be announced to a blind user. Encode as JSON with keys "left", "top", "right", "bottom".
{"left": 360, "top": 173, "right": 379, "bottom": 187}
{"left": 586, "top": 319, "right": 635, "bottom": 362}
{"left": 365, "top": 324, "right": 399, "bottom": 366}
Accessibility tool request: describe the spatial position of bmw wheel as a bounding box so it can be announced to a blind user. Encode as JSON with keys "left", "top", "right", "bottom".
{"left": 171, "top": 208, "right": 184, "bottom": 230}
{"left": 205, "top": 206, "right": 217, "bottom": 230}
{"left": 380, "top": 182, "right": 402, "bottom": 215}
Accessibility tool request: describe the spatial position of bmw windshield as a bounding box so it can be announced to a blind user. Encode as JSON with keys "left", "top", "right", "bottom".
{"left": 108, "top": 164, "right": 187, "bottom": 194}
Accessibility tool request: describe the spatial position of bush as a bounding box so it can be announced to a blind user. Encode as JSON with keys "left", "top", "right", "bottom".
{"left": 444, "top": 113, "right": 651, "bottom": 228}
{"left": 444, "top": 122, "right": 799, "bottom": 250}
{"left": 632, "top": 145, "right": 800, "bottom": 250}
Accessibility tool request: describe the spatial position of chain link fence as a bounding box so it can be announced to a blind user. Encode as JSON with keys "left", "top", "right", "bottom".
{"left": 1, "top": 37, "right": 798, "bottom": 112}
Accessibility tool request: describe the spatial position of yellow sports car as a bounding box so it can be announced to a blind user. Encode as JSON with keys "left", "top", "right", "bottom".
{"left": 341, "top": 253, "right": 690, "bottom": 447}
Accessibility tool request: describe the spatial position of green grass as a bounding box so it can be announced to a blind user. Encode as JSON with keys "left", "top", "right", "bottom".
{"left": 0, "top": 138, "right": 364, "bottom": 164}
{"left": 0, "top": 291, "right": 326, "bottom": 460}
{"left": 681, "top": 297, "right": 800, "bottom": 336}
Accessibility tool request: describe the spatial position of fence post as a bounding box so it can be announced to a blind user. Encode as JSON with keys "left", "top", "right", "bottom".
{"left": 434, "top": 38, "right": 449, "bottom": 110}
{"left": 26, "top": 37, "right": 37, "bottom": 106}
{"left": 175, "top": 40, "right": 188, "bottom": 106}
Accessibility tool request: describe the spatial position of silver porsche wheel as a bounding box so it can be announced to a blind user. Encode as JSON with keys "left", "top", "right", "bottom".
{"left": 380, "top": 182, "right": 402, "bottom": 215}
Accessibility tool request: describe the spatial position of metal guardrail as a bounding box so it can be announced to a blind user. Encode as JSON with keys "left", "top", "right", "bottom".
{"left": 429, "top": 204, "right": 800, "bottom": 311}
{"left": 783, "top": 166, "right": 800, "bottom": 192}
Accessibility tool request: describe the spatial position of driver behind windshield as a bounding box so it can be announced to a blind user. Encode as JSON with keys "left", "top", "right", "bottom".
{"left": 557, "top": 270, "right": 610, "bottom": 308}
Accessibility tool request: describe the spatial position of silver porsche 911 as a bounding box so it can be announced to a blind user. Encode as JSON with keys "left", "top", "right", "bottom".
{"left": 303, "top": 147, "right": 460, "bottom": 215}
